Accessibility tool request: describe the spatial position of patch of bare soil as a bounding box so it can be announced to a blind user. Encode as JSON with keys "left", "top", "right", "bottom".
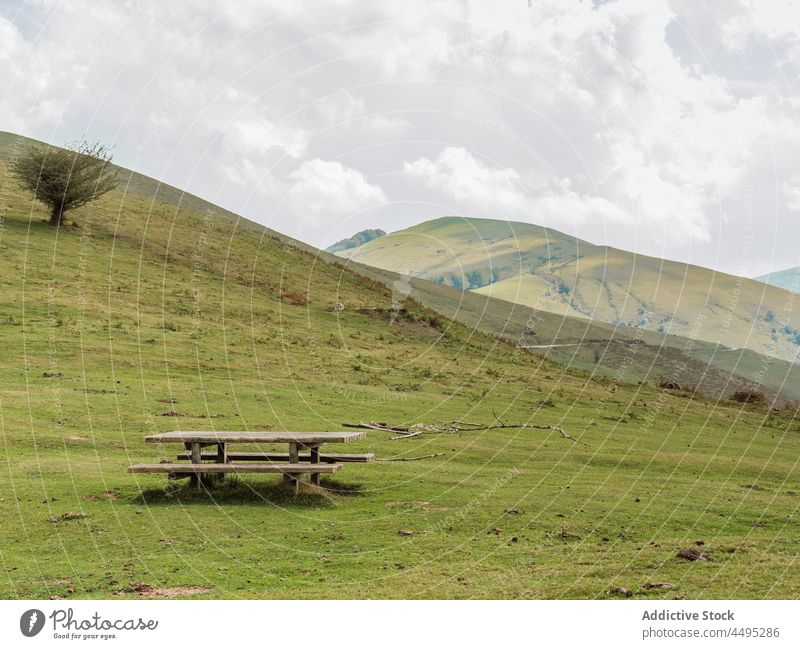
{"left": 676, "top": 548, "right": 710, "bottom": 561}
{"left": 125, "top": 583, "right": 209, "bottom": 597}
{"left": 50, "top": 512, "right": 87, "bottom": 523}
{"left": 42, "top": 578, "right": 73, "bottom": 587}
{"left": 150, "top": 586, "right": 210, "bottom": 597}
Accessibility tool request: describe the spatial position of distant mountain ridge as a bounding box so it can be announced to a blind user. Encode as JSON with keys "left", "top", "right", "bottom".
{"left": 756, "top": 267, "right": 800, "bottom": 293}
{"left": 325, "top": 228, "right": 386, "bottom": 253}
{"left": 336, "top": 216, "right": 800, "bottom": 363}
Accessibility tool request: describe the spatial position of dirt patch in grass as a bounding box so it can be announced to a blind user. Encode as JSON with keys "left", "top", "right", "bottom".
{"left": 676, "top": 548, "right": 710, "bottom": 562}
{"left": 42, "top": 578, "right": 73, "bottom": 587}
{"left": 384, "top": 499, "right": 449, "bottom": 513}
{"left": 125, "top": 583, "right": 210, "bottom": 598}
{"left": 50, "top": 512, "right": 87, "bottom": 523}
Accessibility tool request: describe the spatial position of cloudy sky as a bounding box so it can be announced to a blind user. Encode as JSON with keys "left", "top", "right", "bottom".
{"left": 1, "top": 0, "right": 799, "bottom": 276}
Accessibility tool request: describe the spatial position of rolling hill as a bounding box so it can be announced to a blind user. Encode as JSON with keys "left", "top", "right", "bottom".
{"left": 5, "top": 132, "right": 793, "bottom": 403}
{"left": 337, "top": 217, "right": 800, "bottom": 364}
{"left": 1, "top": 132, "right": 799, "bottom": 599}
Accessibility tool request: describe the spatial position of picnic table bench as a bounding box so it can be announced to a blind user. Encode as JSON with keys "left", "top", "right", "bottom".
{"left": 128, "top": 431, "right": 372, "bottom": 493}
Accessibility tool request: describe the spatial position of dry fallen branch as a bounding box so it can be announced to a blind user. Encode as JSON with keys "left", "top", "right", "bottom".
{"left": 390, "top": 431, "right": 420, "bottom": 440}
{"left": 378, "top": 453, "right": 445, "bottom": 462}
{"left": 345, "top": 418, "right": 585, "bottom": 444}
{"left": 343, "top": 421, "right": 421, "bottom": 439}
{"left": 342, "top": 421, "right": 411, "bottom": 433}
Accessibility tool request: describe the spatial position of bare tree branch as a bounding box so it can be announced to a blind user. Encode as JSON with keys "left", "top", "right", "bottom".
{"left": 345, "top": 419, "right": 585, "bottom": 444}
{"left": 342, "top": 421, "right": 410, "bottom": 433}
{"left": 378, "top": 453, "right": 445, "bottom": 462}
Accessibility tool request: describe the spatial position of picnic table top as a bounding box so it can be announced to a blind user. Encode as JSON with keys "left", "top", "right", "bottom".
{"left": 145, "top": 431, "right": 366, "bottom": 444}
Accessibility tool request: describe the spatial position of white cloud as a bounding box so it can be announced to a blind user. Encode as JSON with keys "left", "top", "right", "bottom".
{"left": 785, "top": 176, "right": 800, "bottom": 211}
{"left": 229, "top": 118, "right": 309, "bottom": 159}
{"left": 315, "top": 90, "right": 365, "bottom": 126}
{"left": 361, "top": 115, "right": 412, "bottom": 137}
{"left": 0, "top": 15, "right": 24, "bottom": 60}
{"left": 405, "top": 146, "right": 627, "bottom": 224}
{"left": 287, "top": 158, "right": 387, "bottom": 235}
{"left": 1, "top": 0, "right": 800, "bottom": 272}
{"left": 405, "top": 147, "right": 527, "bottom": 214}
{"left": 721, "top": 0, "right": 800, "bottom": 51}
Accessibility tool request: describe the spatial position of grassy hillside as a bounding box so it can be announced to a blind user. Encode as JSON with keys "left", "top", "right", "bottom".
{"left": 5, "top": 133, "right": 791, "bottom": 403}
{"left": 1, "top": 134, "right": 799, "bottom": 599}
{"left": 341, "top": 259, "right": 800, "bottom": 405}
{"left": 339, "top": 217, "right": 800, "bottom": 364}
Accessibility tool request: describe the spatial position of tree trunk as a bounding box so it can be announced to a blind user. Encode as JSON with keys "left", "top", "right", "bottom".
{"left": 49, "top": 205, "right": 65, "bottom": 226}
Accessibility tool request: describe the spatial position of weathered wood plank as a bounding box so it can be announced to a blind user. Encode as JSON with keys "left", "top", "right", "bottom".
{"left": 176, "top": 451, "right": 375, "bottom": 462}
{"left": 146, "top": 431, "right": 366, "bottom": 444}
{"left": 183, "top": 442, "right": 217, "bottom": 449}
{"left": 128, "top": 463, "right": 342, "bottom": 474}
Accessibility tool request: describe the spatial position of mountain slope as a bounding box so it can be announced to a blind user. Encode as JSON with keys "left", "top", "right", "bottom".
{"left": 756, "top": 267, "right": 800, "bottom": 293}
{"left": 338, "top": 217, "right": 800, "bottom": 363}
{"left": 4, "top": 132, "right": 795, "bottom": 402}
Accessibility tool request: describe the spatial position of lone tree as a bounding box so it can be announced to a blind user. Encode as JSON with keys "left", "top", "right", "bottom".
{"left": 12, "top": 139, "right": 118, "bottom": 226}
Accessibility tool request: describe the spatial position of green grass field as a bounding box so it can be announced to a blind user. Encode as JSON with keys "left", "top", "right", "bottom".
{"left": 1, "top": 139, "right": 799, "bottom": 599}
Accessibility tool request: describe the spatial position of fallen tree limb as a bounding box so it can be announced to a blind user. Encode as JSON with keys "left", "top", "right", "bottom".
{"left": 390, "top": 431, "right": 420, "bottom": 440}
{"left": 378, "top": 453, "right": 445, "bottom": 462}
{"left": 472, "top": 422, "right": 587, "bottom": 445}
{"left": 467, "top": 423, "right": 569, "bottom": 436}
{"left": 346, "top": 418, "right": 585, "bottom": 444}
{"left": 342, "top": 421, "right": 411, "bottom": 433}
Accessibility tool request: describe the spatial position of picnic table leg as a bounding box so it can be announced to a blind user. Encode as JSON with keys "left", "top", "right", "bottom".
{"left": 310, "top": 445, "right": 321, "bottom": 486}
{"left": 216, "top": 442, "right": 227, "bottom": 482}
{"left": 190, "top": 442, "right": 202, "bottom": 492}
{"left": 285, "top": 441, "right": 300, "bottom": 494}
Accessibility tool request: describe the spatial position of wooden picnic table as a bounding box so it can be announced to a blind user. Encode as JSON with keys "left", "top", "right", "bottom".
{"left": 129, "top": 431, "right": 372, "bottom": 493}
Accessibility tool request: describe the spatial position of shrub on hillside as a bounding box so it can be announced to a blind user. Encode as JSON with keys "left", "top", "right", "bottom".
{"left": 729, "top": 390, "right": 766, "bottom": 404}
{"left": 12, "top": 139, "right": 117, "bottom": 226}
